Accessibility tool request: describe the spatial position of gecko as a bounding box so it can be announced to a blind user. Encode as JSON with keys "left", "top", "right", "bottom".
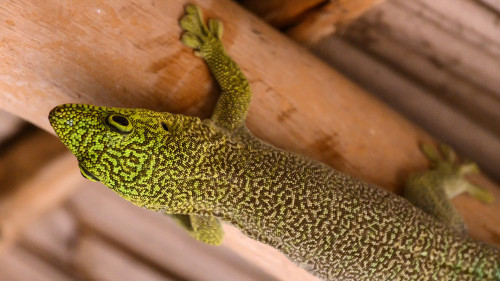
{"left": 48, "top": 4, "right": 500, "bottom": 280}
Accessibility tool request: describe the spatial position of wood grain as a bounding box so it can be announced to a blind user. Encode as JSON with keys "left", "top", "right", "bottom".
{"left": 308, "top": 0, "right": 500, "bottom": 181}
{"left": 312, "top": 37, "right": 500, "bottom": 246}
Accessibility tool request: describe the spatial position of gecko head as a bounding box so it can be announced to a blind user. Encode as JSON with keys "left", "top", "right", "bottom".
{"left": 48, "top": 103, "right": 205, "bottom": 205}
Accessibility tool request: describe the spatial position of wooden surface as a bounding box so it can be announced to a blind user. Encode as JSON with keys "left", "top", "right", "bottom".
{"left": 0, "top": 0, "right": 499, "bottom": 280}
{"left": 0, "top": 244, "right": 77, "bottom": 281}
{"left": 0, "top": 0, "right": 431, "bottom": 190}
{"left": 342, "top": 0, "right": 500, "bottom": 133}
{"left": 480, "top": 0, "right": 500, "bottom": 11}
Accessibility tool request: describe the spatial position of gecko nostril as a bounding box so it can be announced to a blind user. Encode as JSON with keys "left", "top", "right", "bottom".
{"left": 161, "top": 122, "right": 169, "bottom": 132}
{"left": 49, "top": 106, "right": 62, "bottom": 116}
{"left": 49, "top": 106, "right": 65, "bottom": 123}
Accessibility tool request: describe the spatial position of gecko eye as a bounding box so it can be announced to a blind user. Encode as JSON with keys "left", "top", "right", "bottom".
{"left": 78, "top": 163, "right": 100, "bottom": 182}
{"left": 106, "top": 115, "right": 133, "bottom": 134}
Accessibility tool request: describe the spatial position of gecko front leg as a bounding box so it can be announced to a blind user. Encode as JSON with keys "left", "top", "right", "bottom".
{"left": 169, "top": 4, "right": 253, "bottom": 245}
{"left": 180, "top": 4, "right": 252, "bottom": 131}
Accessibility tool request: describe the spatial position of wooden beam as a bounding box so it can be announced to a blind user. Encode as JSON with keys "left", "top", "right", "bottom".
{"left": 0, "top": 154, "right": 82, "bottom": 252}
{"left": 18, "top": 208, "right": 81, "bottom": 279}
{"left": 73, "top": 235, "right": 178, "bottom": 281}
{"left": 0, "top": 129, "right": 67, "bottom": 198}
{"left": 239, "top": 0, "right": 323, "bottom": 27}
{"left": 0, "top": 245, "right": 76, "bottom": 281}
{"left": 241, "top": 0, "right": 386, "bottom": 45}
{"left": 476, "top": 0, "right": 500, "bottom": 16}
{"left": 0, "top": 0, "right": 430, "bottom": 191}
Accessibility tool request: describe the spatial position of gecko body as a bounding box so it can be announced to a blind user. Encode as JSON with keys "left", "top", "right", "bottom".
{"left": 49, "top": 5, "right": 500, "bottom": 280}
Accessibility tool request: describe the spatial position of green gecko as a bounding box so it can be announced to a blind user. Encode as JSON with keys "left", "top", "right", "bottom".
{"left": 48, "top": 4, "right": 500, "bottom": 281}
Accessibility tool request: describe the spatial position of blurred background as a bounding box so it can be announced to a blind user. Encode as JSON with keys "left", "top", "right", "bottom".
{"left": 0, "top": 0, "right": 499, "bottom": 280}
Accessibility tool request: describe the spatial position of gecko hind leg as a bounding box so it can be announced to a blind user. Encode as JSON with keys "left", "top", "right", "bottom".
{"left": 404, "top": 144, "right": 493, "bottom": 235}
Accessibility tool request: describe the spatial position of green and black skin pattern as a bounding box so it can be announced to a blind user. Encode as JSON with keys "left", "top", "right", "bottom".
{"left": 49, "top": 4, "right": 499, "bottom": 281}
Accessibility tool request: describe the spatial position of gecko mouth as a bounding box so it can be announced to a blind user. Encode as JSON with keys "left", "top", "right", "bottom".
{"left": 79, "top": 163, "right": 100, "bottom": 182}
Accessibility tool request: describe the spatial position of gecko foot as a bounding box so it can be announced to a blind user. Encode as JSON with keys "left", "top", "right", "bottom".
{"left": 180, "top": 4, "right": 223, "bottom": 57}
{"left": 421, "top": 143, "right": 493, "bottom": 203}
